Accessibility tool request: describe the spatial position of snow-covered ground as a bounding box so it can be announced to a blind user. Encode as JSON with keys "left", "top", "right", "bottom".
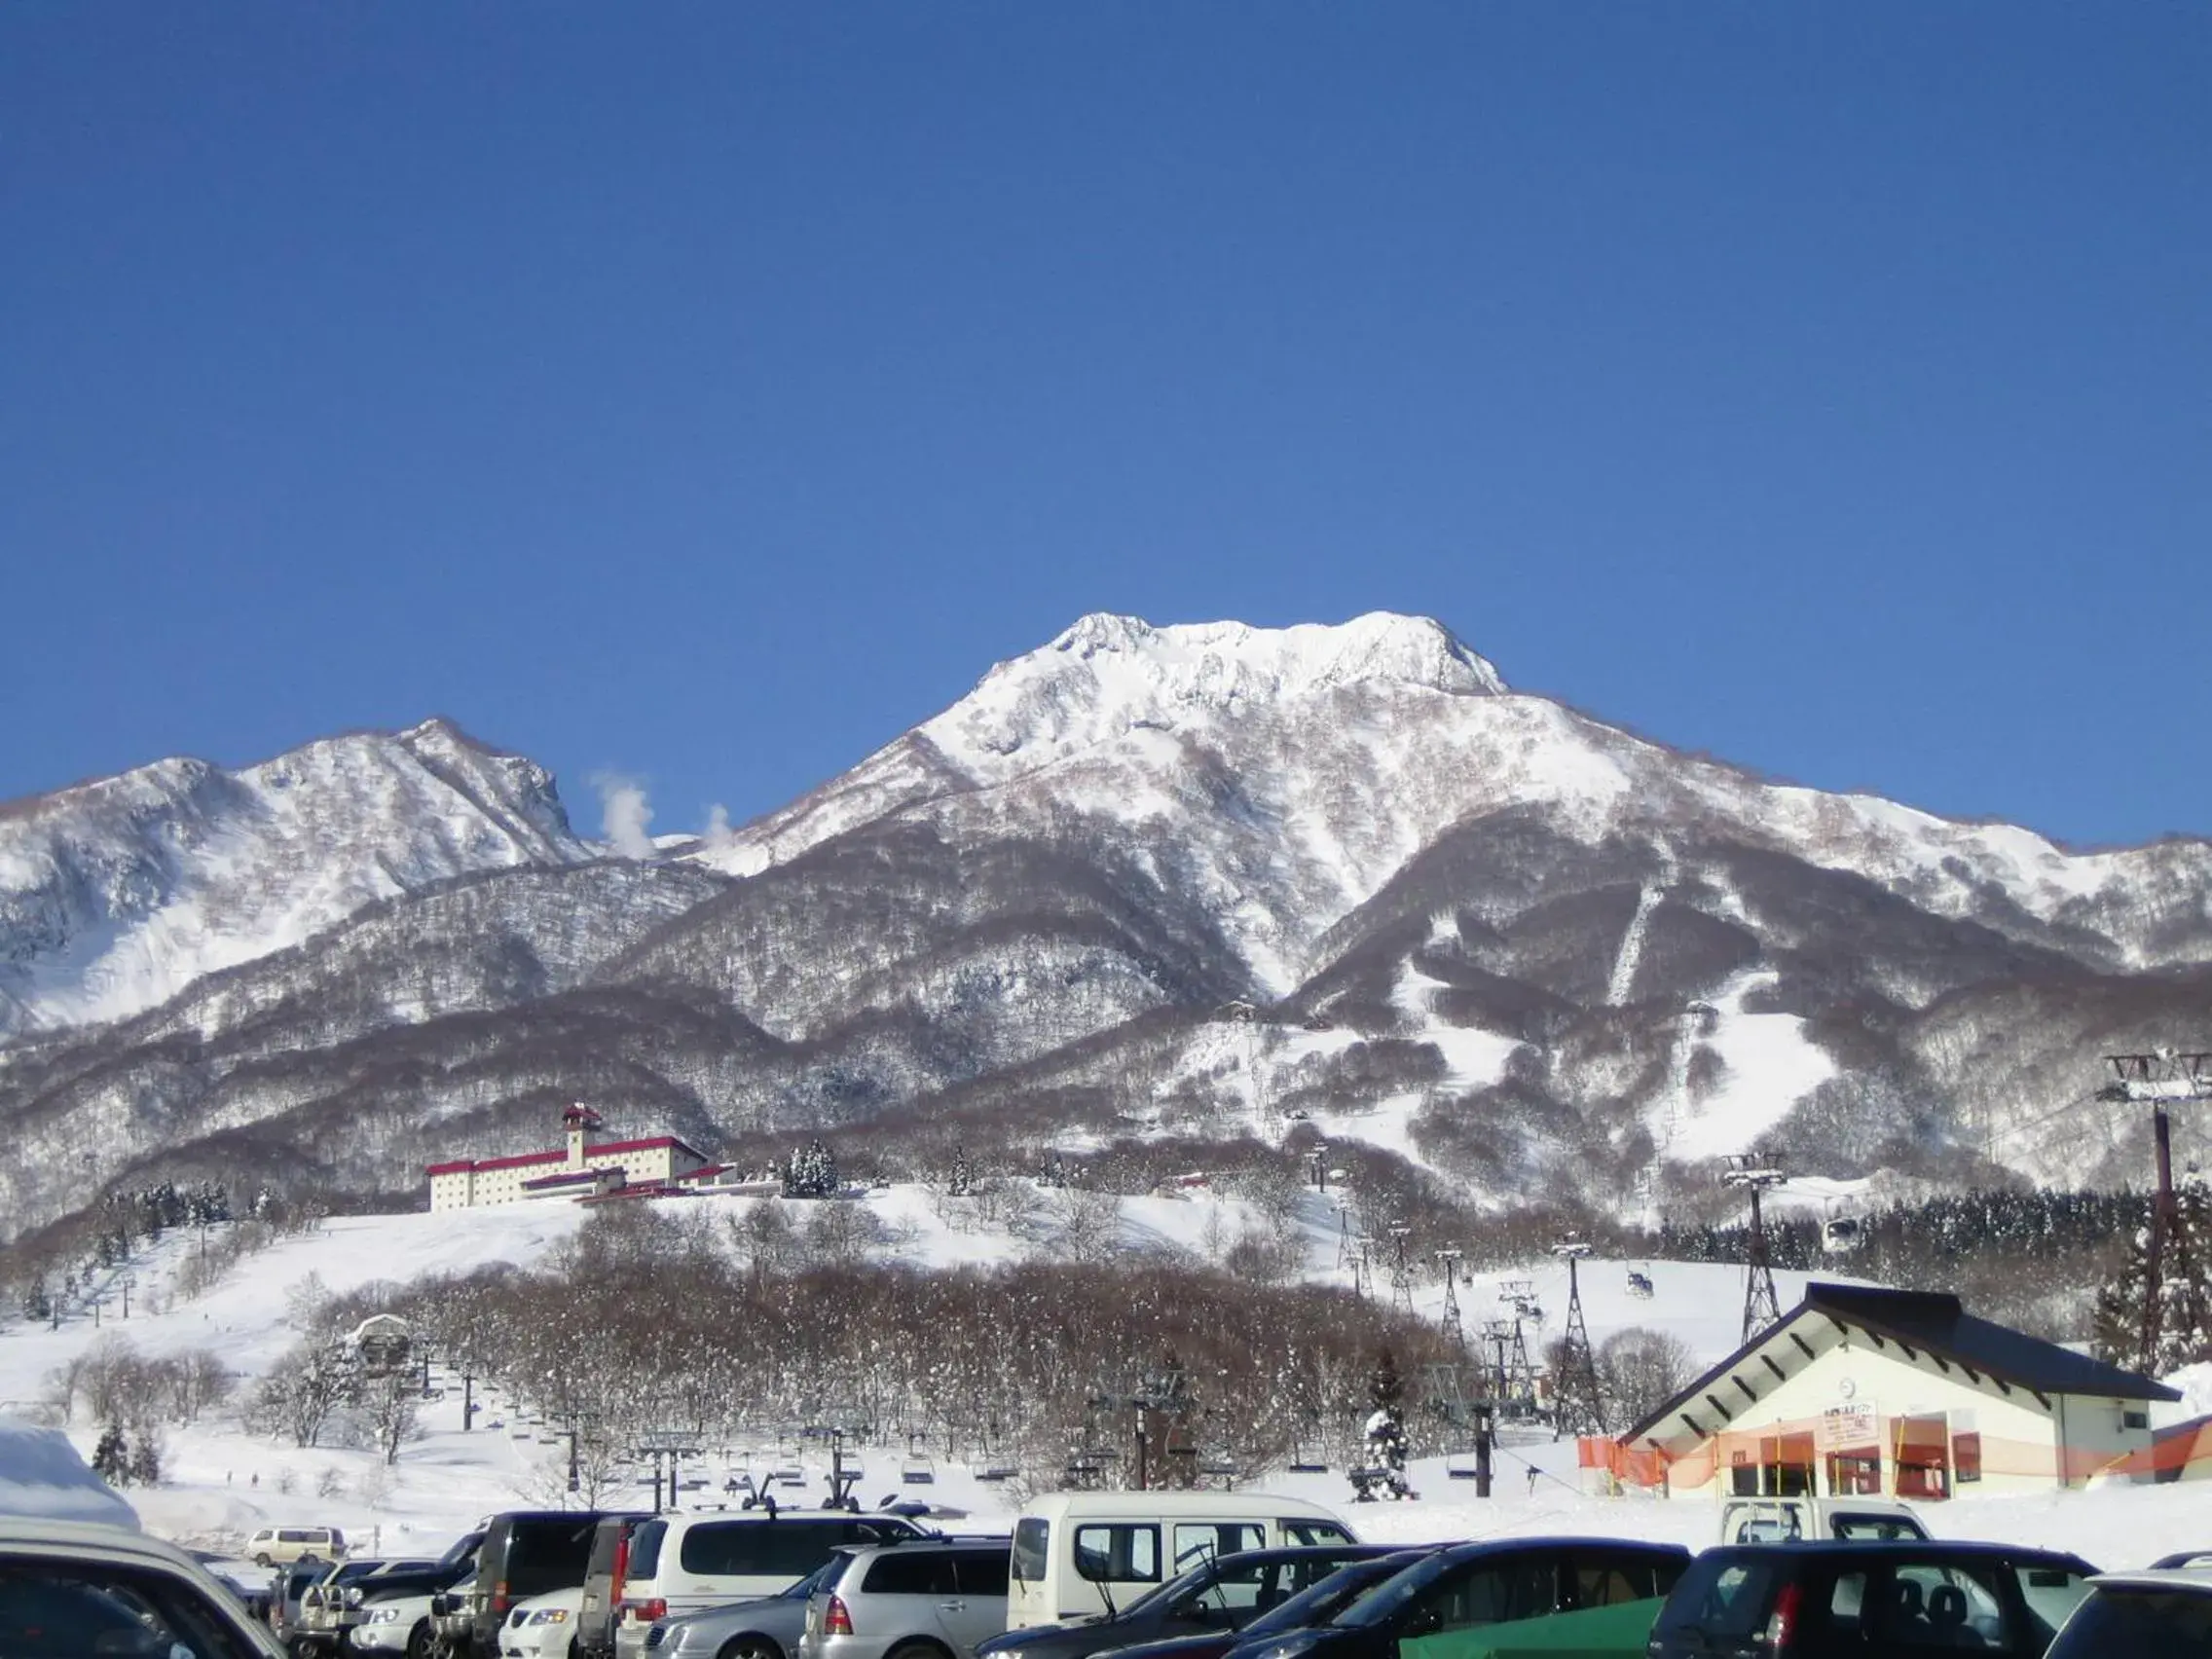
{"left": 4, "top": 1188, "right": 2210, "bottom": 1571}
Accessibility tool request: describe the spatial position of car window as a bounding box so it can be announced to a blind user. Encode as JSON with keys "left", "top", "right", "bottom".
{"left": 1650, "top": 1559, "right": 1775, "bottom": 1640}
{"left": 956, "top": 1552, "right": 1011, "bottom": 1599}
{"left": 1174, "top": 1525, "right": 1267, "bottom": 1574}
{"left": 1833, "top": 1516, "right": 1921, "bottom": 1540}
{"left": 2049, "top": 1586, "right": 2212, "bottom": 1652}
{"left": 1401, "top": 1558, "right": 1554, "bottom": 1635}
{"left": 0, "top": 1561, "right": 266, "bottom": 1659}
{"left": 864, "top": 1552, "right": 957, "bottom": 1596}
{"left": 1874, "top": 1563, "right": 2010, "bottom": 1650}
{"left": 682, "top": 1520, "right": 839, "bottom": 1581}
{"left": 2011, "top": 1564, "right": 2093, "bottom": 1641}
{"left": 626, "top": 1522, "right": 667, "bottom": 1582}
{"left": 1074, "top": 1526, "right": 1161, "bottom": 1584}
{"left": 1284, "top": 1521, "right": 1355, "bottom": 1546}
{"left": 507, "top": 1517, "right": 601, "bottom": 1598}
{"left": 1566, "top": 1553, "right": 1674, "bottom": 1609}
{"left": 1012, "top": 1521, "right": 1049, "bottom": 1585}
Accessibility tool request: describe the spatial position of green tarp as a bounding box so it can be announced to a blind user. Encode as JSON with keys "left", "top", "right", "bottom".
{"left": 1396, "top": 1597, "right": 1668, "bottom": 1659}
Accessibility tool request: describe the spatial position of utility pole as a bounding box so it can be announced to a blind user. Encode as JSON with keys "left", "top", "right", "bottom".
{"left": 1548, "top": 1237, "right": 1605, "bottom": 1439}
{"left": 1721, "top": 1152, "right": 1789, "bottom": 1344}
{"left": 1334, "top": 1203, "right": 1358, "bottom": 1271}
{"left": 1388, "top": 1226, "right": 1416, "bottom": 1314}
{"left": 2100, "top": 1051, "right": 2212, "bottom": 1373}
{"left": 1434, "top": 1249, "right": 1465, "bottom": 1352}
{"left": 1309, "top": 1141, "right": 1331, "bottom": 1194}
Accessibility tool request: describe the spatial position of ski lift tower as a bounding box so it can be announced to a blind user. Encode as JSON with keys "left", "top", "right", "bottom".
{"left": 1388, "top": 1226, "right": 1416, "bottom": 1313}
{"left": 1496, "top": 1281, "right": 1542, "bottom": 1418}
{"left": 1434, "top": 1249, "right": 1465, "bottom": 1352}
{"left": 1721, "top": 1152, "right": 1789, "bottom": 1344}
{"left": 1548, "top": 1236, "right": 1606, "bottom": 1439}
{"left": 2099, "top": 1051, "right": 2212, "bottom": 1375}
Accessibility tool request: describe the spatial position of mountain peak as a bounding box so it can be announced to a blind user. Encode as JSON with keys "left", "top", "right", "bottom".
{"left": 932, "top": 611, "right": 1507, "bottom": 763}
{"left": 1048, "top": 610, "right": 1506, "bottom": 695}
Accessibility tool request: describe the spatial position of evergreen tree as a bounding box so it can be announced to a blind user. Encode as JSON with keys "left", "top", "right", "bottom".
{"left": 91, "top": 1422, "right": 130, "bottom": 1487}
{"left": 20, "top": 1277, "right": 51, "bottom": 1323}
{"left": 949, "top": 1146, "right": 974, "bottom": 1199}
{"left": 2092, "top": 1180, "right": 2212, "bottom": 1376}
{"left": 1348, "top": 1348, "right": 1411, "bottom": 1502}
{"left": 127, "top": 1434, "right": 162, "bottom": 1488}
{"left": 783, "top": 1140, "right": 839, "bottom": 1199}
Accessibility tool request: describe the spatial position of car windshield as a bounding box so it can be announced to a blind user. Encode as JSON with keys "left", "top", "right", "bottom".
{"left": 1119, "top": 1558, "right": 1225, "bottom": 1620}
{"left": 1330, "top": 1551, "right": 1466, "bottom": 1629}
{"left": 1244, "top": 1556, "right": 1426, "bottom": 1639}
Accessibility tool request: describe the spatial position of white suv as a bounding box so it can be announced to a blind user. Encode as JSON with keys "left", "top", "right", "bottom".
{"left": 614, "top": 1513, "right": 930, "bottom": 1659}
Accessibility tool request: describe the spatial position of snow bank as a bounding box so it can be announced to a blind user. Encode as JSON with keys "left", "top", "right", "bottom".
{"left": 0, "top": 1416, "right": 138, "bottom": 1529}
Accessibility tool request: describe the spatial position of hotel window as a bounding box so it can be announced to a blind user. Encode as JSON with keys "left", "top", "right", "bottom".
{"left": 1954, "top": 1431, "right": 1982, "bottom": 1484}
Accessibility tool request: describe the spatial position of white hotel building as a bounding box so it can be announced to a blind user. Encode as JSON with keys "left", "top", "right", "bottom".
{"left": 425, "top": 1105, "right": 714, "bottom": 1211}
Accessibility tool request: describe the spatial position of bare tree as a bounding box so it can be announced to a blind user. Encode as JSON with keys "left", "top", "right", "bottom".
{"left": 1598, "top": 1326, "right": 1696, "bottom": 1427}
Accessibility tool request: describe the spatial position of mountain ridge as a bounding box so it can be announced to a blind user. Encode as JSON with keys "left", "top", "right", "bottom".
{"left": 3, "top": 611, "right": 2208, "bottom": 1245}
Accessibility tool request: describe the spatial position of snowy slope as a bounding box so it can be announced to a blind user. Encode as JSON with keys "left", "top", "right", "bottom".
{"left": 6, "top": 1195, "right": 2210, "bottom": 1569}
{"left": 0, "top": 719, "right": 591, "bottom": 1035}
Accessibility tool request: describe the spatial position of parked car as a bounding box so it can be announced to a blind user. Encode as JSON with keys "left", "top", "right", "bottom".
{"left": 641, "top": 1557, "right": 846, "bottom": 1659}
{"left": 1716, "top": 1495, "right": 1927, "bottom": 1544}
{"left": 502, "top": 1586, "right": 588, "bottom": 1659}
{"left": 613, "top": 1510, "right": 934, "bottom": 1659}
{"left": 0, "top": 1515, "right": 288, "bottom": 1659}
{"left": 296, "top": 1558, "right": 412, "bottom": 1654}
{"left": 979, "top": 1545, "right": 1403, "bottom": 1659}
{"left": 454, "top": 1512, "right": 621, "bottom": 1659}
{"left": 580, "top": 1515, "right": 658, "bottom": 1659}
{"left": 800, "top": 1535, "right": 1013, "bottom": 1659}
{"left": 1006, "top": 1493, "right": 1357, "bottom": 1630}
{"left": 273, "top": 1559, "right": 340, "bottom": 1649}
{"left": 1104, "top": 1550, "right": 1440, "bottom": 1659}
{"left": 1646, "top": 1540, "right": 2098, "bottom": 1658}
{"left": 352, "top": 1531, "right": 491, "bottom": 1659}
{"left": 1229, "top": 1537, "right": 1689, "bottom": 1659}
{"left": 2045, "top": 1566, "right": 2212, "bottom": 1653}
{"left": 251, "top": 1526, "right": 350, "bottom": 1567}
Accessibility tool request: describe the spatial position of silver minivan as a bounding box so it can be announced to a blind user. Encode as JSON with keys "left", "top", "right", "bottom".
{"left": 801, "top": 1538, "right": 1011, "bottom": 1659}
{"left": 614, "top": 1512, "right": 931, "bottom": 1659}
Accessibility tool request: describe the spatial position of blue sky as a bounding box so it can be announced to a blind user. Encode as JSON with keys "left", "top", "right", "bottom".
{"left": 4, "top": 4, "right": 2205, "bottom": 849}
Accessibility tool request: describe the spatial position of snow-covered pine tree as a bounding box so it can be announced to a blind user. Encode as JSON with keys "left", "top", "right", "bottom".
{"left": 1347, "top": 1348, "right": 1411, "bottom": 1502}
{"left": 92, "top": 1422, "right": 129, "bottom": 1487}
{"left": 949, "top": 1146, "right": 974, "bottom": 1199}
{"left": 2092, "top": 1177, "right": 2212, "bottom": 1375}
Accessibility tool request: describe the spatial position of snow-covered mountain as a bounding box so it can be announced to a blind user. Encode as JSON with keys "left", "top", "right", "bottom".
{"left": 5, "top": 614, "right": 2211, "bottom": 1245}
{"left": 0, "top": 719, "right": 590, "bottom": 1037}
{"left": 698, "top": 612, "right": 2211, "bottom": 988}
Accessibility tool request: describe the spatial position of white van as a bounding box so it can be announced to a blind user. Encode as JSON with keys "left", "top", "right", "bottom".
{"left": 612, "top": 1510, "right": 930, "bottom": 1659}
{"left": 1716, "top": 1494, "right": 1927, "bottom": 1544}
{"left": 246, "top": 1525, "right": 348, "bottom": 1567}
{"left": 1005, "top": 1491, "right": 1356, "bottom": 1630}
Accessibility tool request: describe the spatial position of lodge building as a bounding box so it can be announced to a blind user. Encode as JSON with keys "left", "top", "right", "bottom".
{"left": 1612, "top": 1282, "right": 2180, "bottom": 1497}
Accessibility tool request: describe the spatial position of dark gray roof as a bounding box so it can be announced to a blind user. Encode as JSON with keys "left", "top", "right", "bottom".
{"left": 1623, "top": 1280, "right": 2180, "bottom": 1446}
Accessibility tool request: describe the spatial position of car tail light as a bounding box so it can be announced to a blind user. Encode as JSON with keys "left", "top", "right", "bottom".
{"left": 610, "top": 1536, "right": 630, "bottom": 1607}
{"left": 1763, "top": 1581, "right": 1802, "bottom": 1650}
{"left": 825, "top": 1595, "right": 854, "bottom": 1638}
{"left": 624, "top": 1598, "right": 668, "bottom": 1624}
{"left": 494, "top": 1580, "right": 511, "bottom": 1616}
